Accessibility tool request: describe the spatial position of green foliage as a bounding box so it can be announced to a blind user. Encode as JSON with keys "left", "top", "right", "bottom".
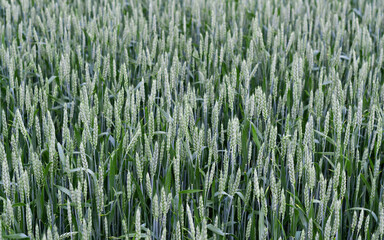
{"left": 0, "top": 0, "right": 383, "bottom": 239}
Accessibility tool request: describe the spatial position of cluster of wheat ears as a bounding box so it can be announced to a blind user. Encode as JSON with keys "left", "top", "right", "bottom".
{"left": 0, "top": 0, "right": 384, "bottom": 239}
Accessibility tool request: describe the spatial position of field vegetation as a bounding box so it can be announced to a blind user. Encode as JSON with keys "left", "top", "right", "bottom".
{"left": 0, "top": 0, "right": 384, "bottom": 239}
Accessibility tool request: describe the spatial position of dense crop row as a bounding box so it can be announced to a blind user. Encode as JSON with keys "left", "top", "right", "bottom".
{"left": 0, "top": 0, "right": 384, "bottom": 239}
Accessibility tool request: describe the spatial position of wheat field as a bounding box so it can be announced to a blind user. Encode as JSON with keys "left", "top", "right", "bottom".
{"left": 0, "top": 0, "right": 384, "bottom": 239}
